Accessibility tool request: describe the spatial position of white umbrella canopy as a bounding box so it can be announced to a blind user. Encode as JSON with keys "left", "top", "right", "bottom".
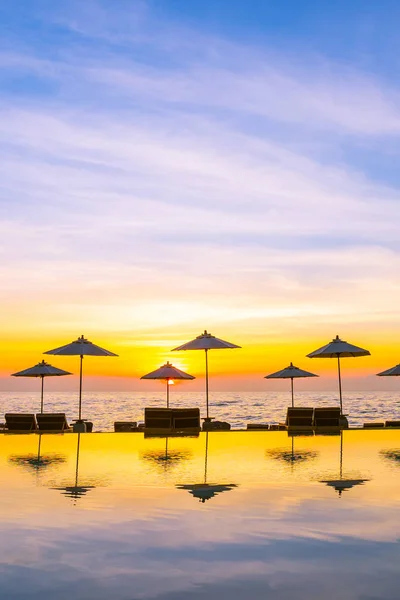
{"left": 12, "top": 360, "right": 72, "bottom": 413}
{"left": 141, "top": 362, "right": 195, "bottom": 407}
{"left": 44, "top": 335, "right": 118, "bottom": 421}
{"left": 265, "top": 362, "right": 318, "bottom": 407}
{"left": 307, "top": 335, "right": 370, "bottom": 414}
{"left": 377, "top": 364, "right": 400, "bottom": 377}
{"left": 172, "top": 330, "right": 241, "bottom": 418}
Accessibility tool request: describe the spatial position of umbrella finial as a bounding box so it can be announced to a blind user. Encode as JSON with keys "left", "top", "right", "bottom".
{"left": 334, "top": 335, "right": 341, "bottom": 341}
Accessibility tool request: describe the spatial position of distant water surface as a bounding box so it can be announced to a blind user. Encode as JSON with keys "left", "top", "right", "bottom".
{"left": 1, "top": 391, "right": 399, "bottom": 430}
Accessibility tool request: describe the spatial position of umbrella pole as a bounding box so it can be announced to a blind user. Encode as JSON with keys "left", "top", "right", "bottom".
{"left": 204, "top": 431, "right": 209, "bottom": 484}
{"left": 290, "top": 377, "right": 294, "bottom": 408}
{"left": 79, "top": 355, "right": 83, "bottom": 421}
{"left": 205, "top": 349, "right": 209, "bottom": 419}
{"left": 166, "top": 380, "right": 169, "bottom": 409}
{"left": 40, "top": 376, "right": 44, "bottom": 413}
{"left": 337, "top": 355, "right": 343, "bottom": 414}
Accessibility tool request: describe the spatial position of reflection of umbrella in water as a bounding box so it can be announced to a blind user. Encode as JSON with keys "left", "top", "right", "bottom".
{"left": 142, "top": 437, "right": 191, "bottom": 473}
{"left": 380, "top": 449, "right": 400, "bottom": 464}
{"left": 307, "top": 335, "right": 370, "bottom": 414}
{"left": 9, "top": 434, "right": 66, "bottom": 473}
{"left": 176, "top": 432, "right": 237, "bottom": 503}
{"left": 268, "top": 436, "right": 318, "bottom": 468}
{"left": 51, "top": 434, "right": 95, "bottom": 503}
{"left": 44, "top": 335, "right": 118, "bottom": 421}
{"left": 264, "top": 362, "right": 318, "bottom": 408}
{"left": 141, "top": 362, "right": 195, "bottom": 408}
{"left": 320, "top": 431, "right": 369, "bottom": 496}
{"left": 11, "top": 360, "right": 71, "bottom": 413}
{"left": 172, "top": 330, "right": 240, "bottom": 419}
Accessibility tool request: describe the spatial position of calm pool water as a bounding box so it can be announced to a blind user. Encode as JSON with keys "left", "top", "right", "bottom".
{"left": 0, "top": 431, "right": 400, "bottom": 599}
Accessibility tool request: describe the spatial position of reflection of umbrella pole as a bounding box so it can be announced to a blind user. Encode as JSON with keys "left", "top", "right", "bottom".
{"left": 75, "top": 433, "right": 81, "bottom": 488}
{"left": 79, "top": 355, "right": 83, "bottom": 421}
{"left": 204, "top": 431, "right": 209, "bottom": 484}
{"left": 40, "top": 376, "right": 44, "bottom": 413}
{"left": 166, "top": 380, "right": 169, "bottom": 409}
{"left": 205, "top": 349, "right": 209, "bottom": 418}
{"left": 340, "top": 430, "right": 343, "bottom": 480}
{"left": 337, "top": 355, "right": 343, "bottom": 414}
{"left": 290, "top": 377, "right": 294, "bottom": 408}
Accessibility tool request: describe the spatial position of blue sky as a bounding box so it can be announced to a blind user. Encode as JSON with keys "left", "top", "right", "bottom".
{"left": 0, "top": 1, "right": 399, "bottom": 388}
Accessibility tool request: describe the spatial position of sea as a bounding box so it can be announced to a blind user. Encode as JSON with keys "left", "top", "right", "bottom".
{"left": 1, "top": 391, "right": 399, "bottom": 431}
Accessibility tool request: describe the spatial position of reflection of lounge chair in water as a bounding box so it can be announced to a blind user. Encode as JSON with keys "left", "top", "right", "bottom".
{"left": 176, "top": 431, "right": 238, "bottom": 503}
{"left": 8, "top": 434, "right": 66, "bottom": 474}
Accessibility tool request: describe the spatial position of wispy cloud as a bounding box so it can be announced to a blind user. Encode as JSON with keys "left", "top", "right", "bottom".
{"left": 0, "top": 1, "right": 399, "bottom": 383}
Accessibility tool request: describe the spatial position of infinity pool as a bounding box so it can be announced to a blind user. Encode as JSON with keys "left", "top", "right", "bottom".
{"left": 0, "top": 431, "right": 399, "bottom": 599}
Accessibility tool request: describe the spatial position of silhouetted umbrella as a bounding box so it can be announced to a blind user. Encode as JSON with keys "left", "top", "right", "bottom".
{"left": 377, "top": 364, "right": 400, "bottom": 377}
{"left": 307, "top": 335, "right": 370, "bottom": 414}
{"left": 176, "top": 432, "right": 237, "bottom": 503}
{"left": 51, "top": 434, "right": 95, "bottom": 503}
{"left": 11, "top": 360, "right": 71, "bottom": 413}
{"left": 265, "top": 362, "right": 318, "bottom": 408}
{"left": 172, "top": 330, "right": 240, "bottom": 418}
{"left": 44, "top": 335, "right": 118, "bottom": 421}
{"left": 320, "top": 431, "right": 369, "bottom": 497}
{"left": 141, "top": 362, "right": 195, "bottom": 408}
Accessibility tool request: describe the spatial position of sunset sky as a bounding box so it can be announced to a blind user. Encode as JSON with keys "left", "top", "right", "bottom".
{"left": 1, "top": 1, "right": 399, "bottom": 391}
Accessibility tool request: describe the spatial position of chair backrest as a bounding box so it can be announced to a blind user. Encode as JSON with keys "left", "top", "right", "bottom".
{"left": 144, "top": 408, "right": 200, "bottom": 430}
{"left": 313, "top": 407, "right": 341, "bottom": 427}
{"left": 286, "top": 407, "right": 313, "bottom": 426}
{"left": 144, "top": 408, "right": 173, "bottom": 429}
{"left": 172, "top": 408, "right": 200, "bottom": 429}
{"left": 36, "top": 413, "right": 69, "bottom": 431}
{"left": 5, "top": 413, "right": 38, "bottom": 432}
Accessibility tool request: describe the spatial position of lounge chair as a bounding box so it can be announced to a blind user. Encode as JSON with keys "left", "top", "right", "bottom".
{"left": 247, "top": 423, "right": 270, "bottom": 430}
{"left": 114, "top": 421, "right": 138, "bottom": 432}
{"left": 363, "top": 422, "right": 384, "bottom": 429}
{"left": 144, "top": 408, "right": 200, "bottom": 434}
{"left": 313, "top": 407, "right": 341, "bottom": 433}
{"left": 5, "top": 413, "right": 38, "bottom": 432}
{"left": 281, "top": 407, "right": 314, "bottom": 432}
{"left": 385, "top": 420, "right": 400, "bottom": 428}
{"left": 36, "top": 413, "right": 71, "bottom": 432}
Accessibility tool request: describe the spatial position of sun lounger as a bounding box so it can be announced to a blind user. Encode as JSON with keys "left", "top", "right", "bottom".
{"left": 363, "top": 422, "right": 384, "bottom": 429}
{"left": 313, "top": 407, "right": 341, "bottom": 432}
{"left": 5, "top": 413, "right": 38, "bottom": 432}
{"left": 281, "top": 407, "right": 314, "bottom": 432}
{"left": 385, "top": 421, "right": 400, "bottom": 428}
{"left": 247, "top": 423, "right": 270, "bottom": 430}
{"left": 36, "top": 413, "right": 71, "bottom": 432}
{"left": 144, "top": 408, "right": 200, "bottom": 433}
{"left": 114, "top": 421, "right": 138, "bottom": 432}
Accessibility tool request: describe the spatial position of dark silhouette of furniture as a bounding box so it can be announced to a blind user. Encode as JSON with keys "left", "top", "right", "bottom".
{"left": 5, "top": 413, "right": 38, "bottom": 432}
